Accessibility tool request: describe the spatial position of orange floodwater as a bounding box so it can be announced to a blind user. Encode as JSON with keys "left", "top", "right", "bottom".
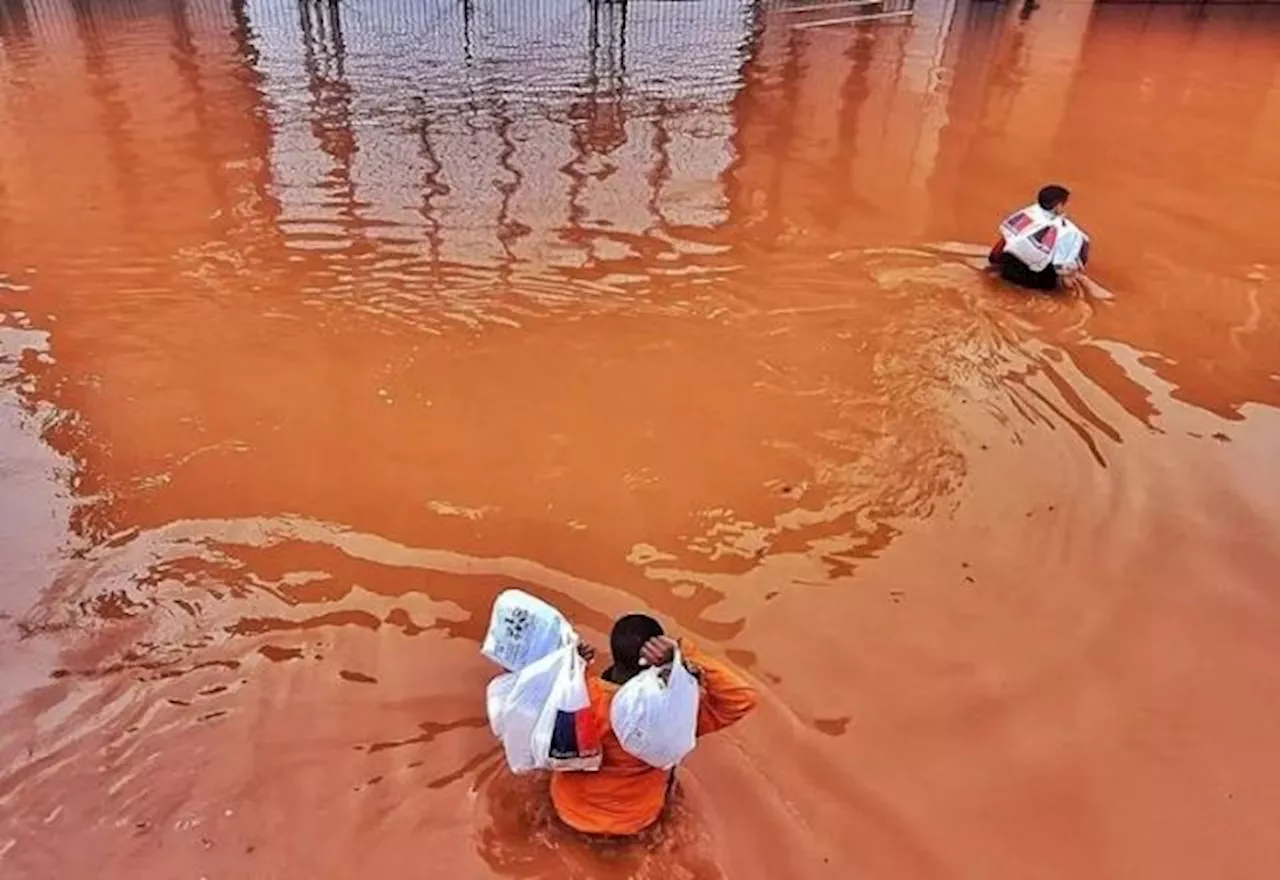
{"left": 2, "top": 0, "right": 1280, "bottom": 877}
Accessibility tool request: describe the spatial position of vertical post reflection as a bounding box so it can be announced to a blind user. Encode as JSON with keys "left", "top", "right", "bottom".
{"left": 229, "top": 0, "right": 283, "bottom": 238}
{"left": 411, "top": 96, "right": 447, "bottom": 290}
{"left": 0, "top": 0, "right": 31, "bottom": 39}
{"left": 646, "top": 99, "right": 671, "bottom": 238}
{"left": 298, "top": 0, "right": 361, "bottom": 246}
{"left": 723, "top": 7, "right": 805, "bottom": 249}
{"left": 820, "top": 30, "right": 875, "bottom": 230}
{"left": 69, "top": 0, "right": 140, "bottom": 222}
{"left": 492, "top": 96, "right": 527, "bottom": 286}
{"left": 167, "top": 0, "right": 232, "bottom": 219}
{"left": 461, "top": 0, "right": 473, "bottom": 62}
{"left": 561, "top": 0, "right": 630, "bottom": 265}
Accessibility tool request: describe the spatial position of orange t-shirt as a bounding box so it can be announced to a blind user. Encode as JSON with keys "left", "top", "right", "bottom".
{"left": 549, "top": 641, "right": 758, "bottom": 836}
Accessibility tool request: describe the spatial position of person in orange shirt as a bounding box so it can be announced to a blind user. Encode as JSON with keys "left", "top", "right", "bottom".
{"left": 550, "top": 613, "right": 759, "bottom": 836}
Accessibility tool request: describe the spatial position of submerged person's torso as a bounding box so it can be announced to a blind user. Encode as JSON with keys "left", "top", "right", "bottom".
{"left": 549, "top": 677, "right": 672, "bottom": 837}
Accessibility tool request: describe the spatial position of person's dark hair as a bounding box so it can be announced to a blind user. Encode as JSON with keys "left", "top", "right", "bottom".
{"left": 610, "top": 613, "right": 664, "bottom": 671}
{"left": 1037, "top": 184, "right": 1070, "bottom": 212}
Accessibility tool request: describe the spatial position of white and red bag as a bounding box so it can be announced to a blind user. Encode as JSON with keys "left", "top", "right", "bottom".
{"left": 482, "top": 590, "right": 602, "bottom": 773}
{"left": 999, "top": 204, "right": 1089, "bottom": 274}
{"left": 481, "top": 588, "right": 572, "bottom": 672}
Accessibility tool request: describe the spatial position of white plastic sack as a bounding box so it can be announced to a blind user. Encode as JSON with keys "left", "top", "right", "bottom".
{"left": 491, "top": 641, "right": 602, "bottom": 774}
{"left": 610, "top": 646, "right": 700, "bottom": 770}
{"left": 493, "top": 647, "right": 563, "bottom": 773}
{"left": 999, "top": 204, "right": 1090, "bottom": 275}
{"left": 530, "top": 643, "right": 603, "bottom": 772}
{"left": 481, "top": 588, "right": 572, "bottom": 672}
{"left": 486, "top": 673, "right": 516, "bottom": 737}
{"left": 1053, "top": 221, "right": 1089, "bottom": 273}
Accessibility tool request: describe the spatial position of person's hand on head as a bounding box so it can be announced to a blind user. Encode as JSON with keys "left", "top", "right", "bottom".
{"left": 639, "top": 636, "right": 677, "bottom": 668}
{"left": 577, "top": 640, "right": 597, "bottom": 665}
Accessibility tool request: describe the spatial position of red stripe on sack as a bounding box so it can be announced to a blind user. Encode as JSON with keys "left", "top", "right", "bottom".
{"left": 1003, "top": 212, "right": 1032, "bottom": 234}
{"left": 574, "top": 708, "right": 601, "bottom": 752}
{"left": 1031, "top": 225, "right": 1058, "bottom": 254}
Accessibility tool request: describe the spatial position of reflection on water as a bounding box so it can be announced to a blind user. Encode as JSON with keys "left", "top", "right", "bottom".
{"left": 2, "top": 0, "right": 1280, "bottom": 878}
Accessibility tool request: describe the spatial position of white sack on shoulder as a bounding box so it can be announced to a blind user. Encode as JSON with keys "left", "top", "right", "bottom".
{"left": 494, "top": 644, "right": 565, "bottom": 773}
{"left": 530, "top": 642, "right": 603, "bottom": 772}
{"left": 492, "top": 640, "right": 602, "bottom": 774}
{"left": 481, "top": 588, "right": 572, "bottom": 672}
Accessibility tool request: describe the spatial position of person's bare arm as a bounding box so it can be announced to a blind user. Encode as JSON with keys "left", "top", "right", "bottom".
{"left": 1058, "top": 270, "right": 1113, "bottom": 301}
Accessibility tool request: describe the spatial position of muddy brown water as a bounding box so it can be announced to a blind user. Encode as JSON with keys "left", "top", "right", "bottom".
{"left": 2, "top": 0, "right": 1279, "bottom": 877}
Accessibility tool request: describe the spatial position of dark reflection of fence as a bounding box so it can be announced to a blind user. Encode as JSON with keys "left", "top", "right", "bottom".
{"left": 245, "top": 0, "right": 754, "bottom": 48}
{"left": 0, "top": 0, "right": 30, "bottom": 35}
{"left": 237, "top": 0, "right": 757, "bottom": 292}
{"left": 0, "top": 0, "right": 965, "bottom": 279}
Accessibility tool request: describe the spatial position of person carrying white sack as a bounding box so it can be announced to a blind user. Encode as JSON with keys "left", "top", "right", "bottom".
{"left": 549, "top": 613, "right": 758, "bottom": 838}
{"left": 988, "top": 184, "right": 1092, "bottom": 293}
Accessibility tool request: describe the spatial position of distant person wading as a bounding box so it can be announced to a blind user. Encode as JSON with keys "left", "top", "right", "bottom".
{"left": 989, "top": 184, "right": 1091, "bottom": 292}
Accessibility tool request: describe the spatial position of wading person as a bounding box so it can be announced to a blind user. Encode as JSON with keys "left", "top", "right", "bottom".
{"left": 989, "top": 184, "right": 1091, "bottom": 292}
{"left": 550, "top": 614, "right": 758, "bottom": 836}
